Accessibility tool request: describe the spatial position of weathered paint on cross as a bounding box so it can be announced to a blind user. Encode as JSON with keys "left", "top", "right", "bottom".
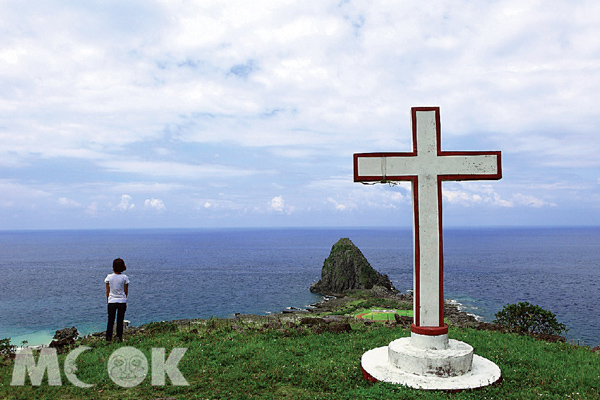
{"left": 354, "top": 107, "right": 501, "bottom": 336}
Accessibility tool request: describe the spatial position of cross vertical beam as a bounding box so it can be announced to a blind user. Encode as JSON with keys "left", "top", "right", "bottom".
{"left": 354, "top": 107, "right": 501, "bottom": 335}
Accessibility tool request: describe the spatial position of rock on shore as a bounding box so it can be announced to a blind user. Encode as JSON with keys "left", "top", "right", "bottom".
{"left": 310, "top": 238, "right": 396, "bottom": 296}
{"left": 49, "top": 326, "right": 78, "bottom": 352}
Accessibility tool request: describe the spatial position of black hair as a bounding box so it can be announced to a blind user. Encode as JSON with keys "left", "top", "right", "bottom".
{"left": 113, "top": 258, "right": 126, "bottom": 273}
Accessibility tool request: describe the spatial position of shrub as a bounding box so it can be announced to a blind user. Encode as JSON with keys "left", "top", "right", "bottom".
{"left": 493, "top": 302, "right": 567, "bottom": 336}
{"left": 145, "top": 321, "right": 179, "bottom": 334}
{"left": 0, "top": 338, "right": 15, "bottom": 357}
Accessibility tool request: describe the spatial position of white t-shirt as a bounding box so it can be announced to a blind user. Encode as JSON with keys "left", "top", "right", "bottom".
{"left": 105, "top": 273, "right": 129, "bottom": 303}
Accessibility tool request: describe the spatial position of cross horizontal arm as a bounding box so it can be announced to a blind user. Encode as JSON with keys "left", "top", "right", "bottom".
{"left": 354, "top": 152, "right": 502, "bottom": 182}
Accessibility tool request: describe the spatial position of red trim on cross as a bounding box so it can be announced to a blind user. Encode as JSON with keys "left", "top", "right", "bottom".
{"left": 412, "top": 177, "right": 420, "bottom": 326}
{"left": 437, "top": 177, "right": 445, "bottom": 327}
{"left": 353, "top": 153, "right": 360, "bottom": 182}
{"left": 411, "top": 323, "right": 449, "bottom": 336}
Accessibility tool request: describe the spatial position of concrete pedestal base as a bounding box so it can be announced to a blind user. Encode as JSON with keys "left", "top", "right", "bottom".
{"left": 361, "top": 334, "right": 501, "bottom": 391}
{"left": 388, "top": 336, "right": 473, "bottom": 377}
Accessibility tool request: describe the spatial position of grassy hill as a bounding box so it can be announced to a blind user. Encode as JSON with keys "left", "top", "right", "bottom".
{"left": 1, "top": 294, "right": 599, "bottom": 400}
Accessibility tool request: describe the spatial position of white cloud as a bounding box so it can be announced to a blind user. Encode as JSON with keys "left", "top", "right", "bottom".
{"left": 98, "top": 159, "right": 260, "bottom": 180}
{"left": 6, "top": 0, "right": 597, "bottom": 167}
{"left": 116, "top": 195, "right": 135, "bottom": 211}
{"left": 0, "top": 180, "right": 51, "bottom": 207}
{"left": 350, "top": 183, "right": 411, "bottom": 210}
{"left": 58, "top": 197, "right": 82, "bottom": 208}
{"left": 443, "top": 190, "right": 484, "bottom": 206}
{"left": 268, "top": 195, "right": 296, "bottom": 214}
{"left": 512, "top": 193, "right": 557, "bottom": 208}
{"left": 327, "top": 197, "right": 354, "bottom": 212}
{"left": 108, "top": 182, "right": 186, "bottom": 194}
{"left": 144, "top": 198, "right": 166, "bottom": 211}
{"left": 270, "top": 196, "right": 285, "bottom": 213}
{"left": 0, "top": 1, "right": 599, "bottom": 228}
{"left": 443, "top": 183, "right": 556, "bottom": 208}
{"left": 86, "top": 202, "right": 99, "bottom": 216}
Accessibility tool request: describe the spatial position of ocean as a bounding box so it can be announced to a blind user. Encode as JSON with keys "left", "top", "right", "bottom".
{"left": 1, "top": 227, "right": 599, "bottom": 347}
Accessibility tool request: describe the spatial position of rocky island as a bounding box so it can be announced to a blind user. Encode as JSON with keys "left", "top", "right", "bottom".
{"left": 310, "top": 237, "right": 396, "bottom": 296}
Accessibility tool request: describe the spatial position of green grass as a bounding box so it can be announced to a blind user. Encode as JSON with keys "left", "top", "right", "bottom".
{"left": 1, "top": 317, "right": 600, "bottom": 400}
{"left": 327, "top": 293, "right": 413, "bottom": 316}
{"left": 353, "top": 309, "right": 413, "bottom": 321}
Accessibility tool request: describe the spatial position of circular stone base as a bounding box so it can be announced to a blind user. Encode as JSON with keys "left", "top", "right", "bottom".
{"left": 388, "top": 337, "right": 473, "bottom": 377}
{"left": 361, "top": 345, "right": 501, "bottom": 391}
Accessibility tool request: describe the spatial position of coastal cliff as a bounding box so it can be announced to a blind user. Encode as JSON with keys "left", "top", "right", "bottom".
{"left": 309, "top": 238, "right": 396, "bottom": 295}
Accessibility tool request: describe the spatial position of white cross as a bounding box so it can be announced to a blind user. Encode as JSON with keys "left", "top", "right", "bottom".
{"left": 354, "top": 107, "right": 501, "bottom": 336}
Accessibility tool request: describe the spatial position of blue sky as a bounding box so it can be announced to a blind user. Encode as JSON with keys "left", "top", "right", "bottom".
{"left": 1, "top": 0, "right": 599, "bottom": 230}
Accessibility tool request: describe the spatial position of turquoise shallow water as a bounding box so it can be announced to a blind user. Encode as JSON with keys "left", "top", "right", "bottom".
{"left": 1, "top": 227, "right": 598, "bottom": 346}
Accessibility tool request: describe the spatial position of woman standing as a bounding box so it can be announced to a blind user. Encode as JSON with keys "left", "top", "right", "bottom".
{"left": 105, "top": 258, "right": 129, "bottom": 341}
